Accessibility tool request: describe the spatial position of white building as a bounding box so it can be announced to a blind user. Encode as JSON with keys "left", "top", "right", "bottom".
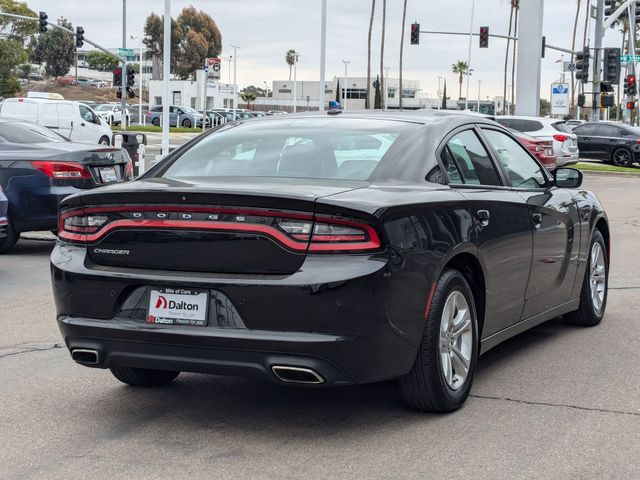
{"left": 148, "top": 70, "right": 237, "bottom": 109}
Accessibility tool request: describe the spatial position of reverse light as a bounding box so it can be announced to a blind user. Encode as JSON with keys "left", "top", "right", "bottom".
{"left": 32, "top": 161, "right": 91, "bottom": 179}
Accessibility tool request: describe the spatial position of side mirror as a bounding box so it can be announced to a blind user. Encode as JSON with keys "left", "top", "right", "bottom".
{"left": 554, "top": 167, "right": 582, "bottom": 189}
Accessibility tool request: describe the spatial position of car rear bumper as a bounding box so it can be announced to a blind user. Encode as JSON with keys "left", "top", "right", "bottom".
{"left": 557, "top": 151, "right": 580, "bottom": 167}
{"left": 52, "top": 243, "right": 420, "bottom": 386}
{"left": 10, "top": 186, "right": 81, "bottom": 233}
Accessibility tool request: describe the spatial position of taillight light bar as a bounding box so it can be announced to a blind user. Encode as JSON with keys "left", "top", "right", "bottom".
{"left": 32, "top": 161, "right": 92, "bottom": 179}
{"left": 58, "top": 206, "right": 381, "bottom": 253}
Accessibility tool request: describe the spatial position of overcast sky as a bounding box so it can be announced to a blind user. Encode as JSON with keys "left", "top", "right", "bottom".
{"left": 22, "top": 0, "right": 628, "bottom": 99}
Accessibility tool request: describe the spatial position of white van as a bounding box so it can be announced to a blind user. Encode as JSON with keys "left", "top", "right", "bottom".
{"left": 0, "top": 98, "right": 113, "bottom": 145}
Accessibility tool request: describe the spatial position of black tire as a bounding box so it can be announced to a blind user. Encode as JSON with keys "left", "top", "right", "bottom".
{"left": 99, "top": 136, "right": 110, "bottom": 146}
{"left": 0, "top": 218, "right": 19, "bottom": 254}
{"left": 398, "top": 269, "right": 479, "bottom": 413}
{"left": 152, "top": 117, "right": 160, "bottom": 127}
{"left": 612, "top": 148, "right": 633, "bottom": 167}
{"left": 564, "top": 230, "right": 608, "bottom": 326}
{"left": 110, "top": 366, "right": 180, "bottom": 387}
{"left": 182, "top": 118, "right": 192, "bottom": 128}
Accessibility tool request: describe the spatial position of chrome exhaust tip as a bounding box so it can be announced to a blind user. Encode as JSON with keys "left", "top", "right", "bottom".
{"left": 71, "top": 349, "right": 100, "bottom": 366}
{"left": 271, "top": 365, "right": 325, "bottom": 384}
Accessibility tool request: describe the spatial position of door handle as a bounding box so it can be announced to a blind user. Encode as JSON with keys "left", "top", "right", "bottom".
{"left": 532, "top": 212, "right": 543, "bottom": 228}
{"left": 476, "top": 210, "right": 490, "bottom": 227}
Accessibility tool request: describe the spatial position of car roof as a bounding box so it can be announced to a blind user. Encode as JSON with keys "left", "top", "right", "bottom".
{"left": 498, "top": 115, "right": 564, "bottom": 123}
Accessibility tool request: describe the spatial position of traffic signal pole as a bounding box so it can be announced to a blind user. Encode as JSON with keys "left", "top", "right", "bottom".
{"left": 592, "top": 0, "right": 605, "bottom": 121}
{"left": 121, "top": 0, "right": 128, "bottom": 131}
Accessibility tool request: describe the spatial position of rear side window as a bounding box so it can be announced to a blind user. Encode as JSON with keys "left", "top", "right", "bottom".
{"left": 0, "top": 122, "right": 66, "bottom": 143}
{"left": 551, "top": 122, "right": 573, "bottom": 134}
{"left": 597, "top": 124, "right": 620, "bottom": 137}
{"left": 441, "top": 130, "right": 502, "bottom": 186}
{"left": 574, "top": 124, "right": 598, "bottom": 135}
{"left": 496, "top": 119, "right": 544, "bottom": 133}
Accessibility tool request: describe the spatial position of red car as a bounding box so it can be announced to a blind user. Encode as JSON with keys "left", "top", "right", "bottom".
{"left": 512, "top": 130, "right": 557, "bottom": 170}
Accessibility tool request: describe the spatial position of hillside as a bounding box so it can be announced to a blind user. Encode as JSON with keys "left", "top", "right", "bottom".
{"left": 19, "top": 81, "right": 148, "bottom": 103}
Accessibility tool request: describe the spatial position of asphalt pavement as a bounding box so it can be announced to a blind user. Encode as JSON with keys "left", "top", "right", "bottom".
{"left": 1, "top": 173, "right": 639, "bottom": 479}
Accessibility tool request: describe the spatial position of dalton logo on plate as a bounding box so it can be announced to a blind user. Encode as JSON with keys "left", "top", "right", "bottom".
{"left": 148, "top": 289, "right": 208, "bottom": 326}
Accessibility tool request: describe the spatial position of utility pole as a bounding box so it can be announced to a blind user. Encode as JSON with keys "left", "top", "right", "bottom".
{"left": 121, "top": 0, "right": 127, "bottom": 130}
{"left": 592, "top": 0, "right": 605, "bottom": 121}
{"left": 161, "top": 0, "right": 171, "bottom": 156}
{"left": 232, "top": 45, "right": 240, "bottom": 119}
{"left": 384, "top": 66, "right": 390, "bottom": 110}
{"left": 437, "top": 75, "right": 443, "bottom": 110}
{"left": 342, "top": 59, "right": 350, "bottom": 110}
{"left": 293, "top": 52, "right": 300, "bottom": 113}
{"left": 477, "top": 79, "right": 482, "bottom": 112}
{"left": 319, "top": 0, "right": 327, "bottom": 111}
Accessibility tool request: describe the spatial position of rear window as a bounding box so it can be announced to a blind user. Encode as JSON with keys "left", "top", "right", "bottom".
{"left": 551, "top": 122, "right": 573, "bottom": 134}
{"left": 162, "top": 118, "right": 417, "bottom": 181}
{"left": 496, "top": 118, "right": 544, "bottom": 132}
{"left": 0, "top": 122, "right": 67, "bottom": 143}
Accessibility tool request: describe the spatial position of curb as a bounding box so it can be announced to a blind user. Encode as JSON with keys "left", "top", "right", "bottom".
{"left": 580, "top": 169, "right": 640, "bottom": 178}
{"left": 21, "top": 232, "right": 56, "bottom": 241}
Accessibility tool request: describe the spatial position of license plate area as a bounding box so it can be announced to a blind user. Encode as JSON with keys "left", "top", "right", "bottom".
{"left": 98, "top": 166, "right": 118, "bottom": 183}
{"left": 147, "top": 287, "right": 209, "bottom": 327}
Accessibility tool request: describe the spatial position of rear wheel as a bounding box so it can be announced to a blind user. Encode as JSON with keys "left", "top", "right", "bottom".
{"left": 0, "top": 218, "right": 19, "bottom": 254}
{"left": 110, "top": 366, "right": 180, "bottom": 387}
{"left": 182, "top": 118, "right": 193, "bottom": 128}
{"left": 565, "top": 230, "right": 608, "bottom": 326}
{"left": 399, "top": 269, "right": 478, "bottom": 412}
{"left": 152, "top": 117, "right": 160, "bottom": 127}
{"left": 612, "top": 148, "right": 633, "bottom": 167}
{"left": 99, "top": 136, "right": 110, "bottom": 146}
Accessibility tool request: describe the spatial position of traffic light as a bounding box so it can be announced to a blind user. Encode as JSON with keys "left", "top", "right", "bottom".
{"left": 113, "top": 67, "right": 122, "bottom": 86}
{"left": 604, "top": 48, "right": 621, "bottom": 83}
{"left": 625, "top": 74, "right": 637, "bottom": 95}
{"left": 604, "top": 0, "right": 619, "bottom": 18}
{"left": 634, "top": 5, "right": 640, "bottom": 24}
{"left": 627, "top": 100, "right": 636, "bottom": 110}
{"left": 38, "top": 11, "right": 48, "bottom": 34}
{"left": 479, "top": 26, "right": 489, "bottom": 48}
{"left": 575, "top": 48, "right": 590, "bottom": 84}
{"left": 577, "top": 94, "right": 586, "bottom": 107}
{"left": 126, "top": 68, "right": 135, "bottom": 87}
{"left": 410, "top": 22, "right": 420, "bottom": 45}
{"left": 75, "top": 26, "right": 85, "bottom": 49}
{"left": 600, "top": 95, "right": 615, "bottom": 108}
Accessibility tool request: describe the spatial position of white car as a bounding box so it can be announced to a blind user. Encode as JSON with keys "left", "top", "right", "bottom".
{"left": 94, "top": 103, "right": 130, "bottom": 126}
{"left": 0, "top": 98, "right": 113, "bottom": 145}
{"left": 495, "top": 116, "right": 580, "bottom": 166}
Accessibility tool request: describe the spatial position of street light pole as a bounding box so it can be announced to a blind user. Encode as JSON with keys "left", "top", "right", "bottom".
{"left": 319, "top": 0, "right": 327, "bottom": 111}
{"left": 342, "top": 59, "right": 350, "bottom": 110}
{"left": 477, "top": 79, "right": 482, "bottom": 112}
{"left": 384, "top": 66, "right": 390, "bottom": 110}
{"left": 464, "top": 0, "right": 476, "bottom": 111}
{"left": 437, "top": 75, "right": 443, "bottom": 110}
{"left": 293, "top": 52, "right": 300, "bottom": 113}
{"left": 131, "top": 34, "right": 144, "bottom": 126}
{"left": 161, "top": 0, "right": 171, "bottom": 156}
{"left": 231, "top": 45, "right": 240, "bottom": 119}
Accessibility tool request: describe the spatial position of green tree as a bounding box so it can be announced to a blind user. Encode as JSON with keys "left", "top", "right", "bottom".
{"left": 85, "top": 51, "right": 119, "bottom": 72}
{"left": 31, "top": 17, "right": 75, "bottom": 78}
{"left": 19, "top": 64, "right": 31, "bottom": 79}
{"left": 241, "top": 85, "right": 267, "bottom": 97}
{"left": 452, "top": 60, "right": 470, "bottom": 100}
{"left": 240, "top": 92, "right": 256, "bottom": 109}
{"left": 143, "top": 13, "right": 181, "bottom": 79}
{"left": 285, "top": 49, "right": 296, "bottom": 81}
{"left": 540, "top": 98, "right": 551, "bottom": 116}
{"left": 0, "top": 0, "right": 37, "bottom": 96}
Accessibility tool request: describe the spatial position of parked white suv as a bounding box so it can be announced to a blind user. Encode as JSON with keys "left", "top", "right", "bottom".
{"left": 94, "top": 103, "right": 130, "bottom": 126}
{"left": 495, "top": 116, "right": 580, "bottom": 166}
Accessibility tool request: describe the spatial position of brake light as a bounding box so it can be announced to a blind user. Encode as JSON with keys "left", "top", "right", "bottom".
{"left": 32, "top": 161, "right": 91, "bottom": 179}
{"left": 58, "top": 206, "right": 381, "bottom": 253}
{"left": 553, "top": 134, "right": 569, "bottom": 142}
{"left": 635, "top": 139, "right": 640, "bottom": 145}
{"left": 124, "top": 159, "right": 133, "bottom": 179}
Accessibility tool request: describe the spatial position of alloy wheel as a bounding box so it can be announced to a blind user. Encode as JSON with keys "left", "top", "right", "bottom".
{"left": 439, "top": 291, "right": 473, "bottom": 391}
{"left": 590, "top": 241, "right": 606, "bottom": 314}
{"left": 613, "top": 149, "right": 631, "bottom": 167}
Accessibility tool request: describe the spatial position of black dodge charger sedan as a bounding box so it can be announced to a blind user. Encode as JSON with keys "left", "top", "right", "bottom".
{"left": 51, "top": 111, "right": 609, "bottom": 412}
{"left": 573, "top": 121, "right": 640, "bottom": 166}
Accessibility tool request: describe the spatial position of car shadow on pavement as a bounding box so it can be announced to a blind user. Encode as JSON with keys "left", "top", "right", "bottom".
{"left": 7, "top": 239, "right": 56, "bottom": 256}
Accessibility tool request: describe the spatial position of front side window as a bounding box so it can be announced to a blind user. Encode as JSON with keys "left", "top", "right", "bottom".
{"left": 482, "top": 129, "right": 546, "bottom": 189}
{"left": 441, "top": 130, "right": 502, "bottom": 186}
{"left": 79, "top": 105, "right": 98, "bottom": 124}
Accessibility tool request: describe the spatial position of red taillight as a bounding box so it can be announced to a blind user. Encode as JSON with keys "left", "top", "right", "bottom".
{"left": 125, "top": 159, "right": 133, "bottom": 179}
{"left": 635, "top": 139, "right": 640, "bottom": 145}
{"left": 58, "top": 206, "right": 381, "bottom": 253}
{"left": 553, "top": 134, "right": 569, "bottom": 142}
{"left": 32, "top": 161, "right": 91, "bottom": 179}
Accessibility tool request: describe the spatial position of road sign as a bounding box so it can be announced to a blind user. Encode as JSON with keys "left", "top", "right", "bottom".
{"left": 117, "top": 48, "right": 134, "bottom": 57}
{"left": 620, "top": 54, "right": 640, "bottom": 63}
{"left": 551, "top": 82, "right": 569, "bottom": 115}
{"left": 206, "top": 58, "right": 221, "bottom": 80}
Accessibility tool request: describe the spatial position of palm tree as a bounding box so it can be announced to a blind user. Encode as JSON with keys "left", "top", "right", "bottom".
{"left": 380, "top": 0, "right": 387, "bottom": 109}
{"left": 399, "top": 0, "right": 408, "bottom": 109}
{"left": 285, "top": 49, "right": 296, "bottom": 81}
{"left": 452, "top": 60, "right": 470, "bottom": 100}
{"left": 366, "top": 0, "right": 376, "bottom": 109}
{"left": 510, "top": 2, "right": 520, "bottom": 114}
{"left": 240, "top": 92, "right": 257, "bottom": 109}
{"left": 570, "top": 0, "right": 582, "bottom": 111}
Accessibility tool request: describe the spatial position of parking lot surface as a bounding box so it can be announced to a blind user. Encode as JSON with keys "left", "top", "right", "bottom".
{"left": 1, "top": 173, "right": 639, "bottom": 479}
